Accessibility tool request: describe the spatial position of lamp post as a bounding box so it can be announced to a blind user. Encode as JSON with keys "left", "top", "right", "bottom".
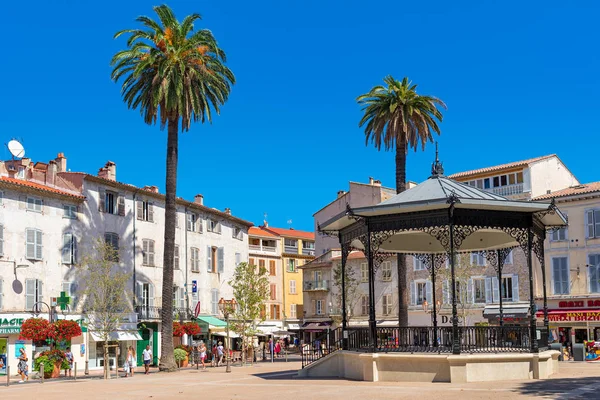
{"left": 422, "top": 300, "right": 442, "bottom": 346}
{"left": 218, "top": 297, "right": 236, "bottom": 373}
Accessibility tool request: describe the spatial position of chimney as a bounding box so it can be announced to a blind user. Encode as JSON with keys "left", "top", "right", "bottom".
{"left": 337, "top": 190, "right": 345, "bottom": 198}
{"left": 369, "top": 177, "right": 374, "bottom": 185}
{"left": 372, "top": 179, "right": 381, "bottom": 187}
{"left": 263, "top": 220, "right": 269, "bottom": 228}
{"left": 98, "top": 161, "right": 116, "bottom": 181}
{"left": 143, "top": 185, "right": 159, "bottom": 193}
{"left": 55, "top": 153, "right": 67, "bottom": 173}
{"left": 46, "top": 160, "right": 57, "bottom": 186}
{"left": 224, "top": 208, "right": 231, "bottom": 215}
{"left": 194, "top": 194, "right": 204, "bottom": 205}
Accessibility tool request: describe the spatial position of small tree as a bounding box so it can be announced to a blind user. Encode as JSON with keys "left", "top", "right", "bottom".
{"left": 228, "top": 262, "right": 270, "bottom": 364}
{"left": 332, "top": 261, "right": 361, "bottom": 320}
{"left": 78, "top": 238, "right": 131, "bottom": 379}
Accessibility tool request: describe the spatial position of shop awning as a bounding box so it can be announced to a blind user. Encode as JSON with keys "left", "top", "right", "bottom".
{"left": 483, "top": 306, "right": 529, "bottom": 319}
{"left": 196, "top": 316, "right": 227, "bottom": 329}
{"left": 211, "top": 331, "right": 240, "bottom": 338}
{"left": 90, "top": 331, "right": 143, "bottom": 341}
{"left": 301, "top": 321, "right": 332, "bottom": 331}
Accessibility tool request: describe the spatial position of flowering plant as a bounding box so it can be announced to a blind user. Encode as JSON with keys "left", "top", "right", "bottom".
{"left": 176, "top": 344, "right": 192, "bottom": 354}
{"left": 182, "top": 322, "right": 201, "bottom": 336}
{"left": 173, "top": 322, "right": 185, "bottom": 337}
{"left": 52, "top": 320, "right": 82, "bottom": 341}
{"left": 40, "top": 349, "right": 66, "bottom": 364}
{"left": 20, "top": 318, "right": 53, "bottom": 341}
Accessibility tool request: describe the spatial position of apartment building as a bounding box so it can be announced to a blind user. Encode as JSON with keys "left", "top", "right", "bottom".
{"left": 248, "top": 226, "right": 283, "bottom": 333}
{"left": 534, "top": 181, "right": 600, "bottom": 345}
{"left": 0, "top": 153, "right": 251, "bottom": 372}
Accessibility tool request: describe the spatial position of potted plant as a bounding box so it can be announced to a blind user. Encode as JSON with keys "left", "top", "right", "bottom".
{"left": 176, "top": 345, "right": 192, "bottom": 367}
{"left": 34, "top": 355, "right": 55, "bottom": 379}
{"left": 174, "top": 348, "right": 187, "bottom": 368}
{"left": 35, "top": 350, "right": 67, "bottom": 378}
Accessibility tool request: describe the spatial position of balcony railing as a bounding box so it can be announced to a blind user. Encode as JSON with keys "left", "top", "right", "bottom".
{"left": 302, "top": 248, "right": 315, "bottom": 256}
{"left": 249, "top": 244, "right": 277, "bottom": 252}
{"left": 304, "top": 280, "right": 329, "bottom": 291}
{"left": 489, "top": 183, "right": 524, "bottom": 197}
{"left": 135, "top": 305, "right": 193, "bottom": 321}
{"left": 284, "top": 245, "right": 298, "bottom": 254}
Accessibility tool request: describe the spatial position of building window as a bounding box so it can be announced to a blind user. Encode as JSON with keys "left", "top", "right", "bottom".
{"left": 382, "top": 294, "right": 393, "bottom": 315}
{"left": 17, "top": 166, "right": 25, "bottom": 179}
{"left": 232, "top": 227, "right": 243, "bottom": 240}
{"left": 63, "top": 205, "right": 77, "bottom": 219}
{"left": 552, "top": 257, "right": 569, "bottom": 295}
{"left": 361, "top": 296, "right": 368, "bottom": 316}
{"left": 211, "top": 289, "right": 219, "bottom": 315}
{"left": 142, "top": 239, "right": 155, "bottom": 266}
{"left": 174, "top": 245, "right": 180, "bottom": 270}
{"left": 270, "top": 304, "right": 281, "bottom": 320}
{"left": 315, "top": 300, "right": 323, "bottom": 315}
{"left": 586, "top": 210, "right": 600, "bottom": 239}
{"left": 137, "top": 200, "right": 154, "bottom": 222}
{"left": 381, "top": 261, "right": 392, "bottom": 281}
{"left": 589, "top": 254, "right": 600, "bottom": 293}
{"left": 173, "top": 286, "right": 185, "bottom": 309}
{"left": 259, "top": 259, "right": 266, "bottom": 272}
{"left": 104, "top": 232, "right": 119, "bottom": 261}
{"left": 473, "top": 278, "right": 486, "bottom": 303}
{"left": 62, "top": 233, "right": 77, "bottom": 265}
{"left": 501, "top": 277, "right": 514, "bottom": 301}
{"left": 26, "top": 228, "right": 43, "bottom": 260}
{"left": 284, "top": 238, "right": 298, "bottom": 253}
{"left": 269, "top": 260, "right": 276, "bottom": 276}
{"left": 289, "top": 280, "right": 296, "bottom": 294}
{"left": 207, "top": 246, "right": 224, "bottom": 273}
{"left": 287, "top": 259, "right": 296, "bottom": 272}
{"left": 360, "top": 263, "right": 368, "bottom": 282}
{"left": 25, "top": 279, "right": 43, "bottom": 312}
{"left": 62, "top": 282, "right": 77, "bottom": 310}
{"left": 470, "top": 252, "right": 486, "bottom": 267}
{"left": 413, "top": 257, "right": 426, "bottom": 271}
{"left": 235, "top": 252, "right": 241, "bottom": 265}
{"left": 550, "top": 228, "right": 567, "bottom": 242}
{"left": 207, "top": 219, "right": 221, "bottom": 234}
{"left": 187, "top": 213, "right": 201, "bottom": 232}
{"left": 27, "top": 197, "right": 43, "bottom": 212}
{"left": 191, "top": 247, "right": 200, "bottom": 272}
{"left": 416, "top": 281, "right": 427, "bottom": 305}
{"left": 101, "top": 190, "right": 124, "bottom": 215}
{"left": 290, "top": 304, "right": 297, "bottom": 319}
{"left": 302, "top": 241, "right": 315, "bottom": 255}
{"left": 270, "top": 284, "right": 277, "bottom": 300}
{"left": 504, "top": 250, "right": 514, "bottom": 265}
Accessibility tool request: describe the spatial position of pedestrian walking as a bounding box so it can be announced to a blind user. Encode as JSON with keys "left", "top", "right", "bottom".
{"left": 274, "top": 340, "right": 281, "bottom": 358}
{"left": 128, "top": 346, "right": 137, "bottom": 376}
{"left": 217, "top": 342, "right": 224, "bottom": 366}
{"left": 17, "top": 348, "right": 29, "bottom": 383}
{"left": 199, "top": 341, "right": 207, "bottom": 370}
{"left": 64, "top": 347, "right": 74, "bottom": 377}
{"left": 142, "top": 345, "right": 152, "bottom": 375}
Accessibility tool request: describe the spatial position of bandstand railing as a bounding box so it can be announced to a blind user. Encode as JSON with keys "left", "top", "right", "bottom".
{"left": 301, "top": 327, "right": 343, "bottom": 368}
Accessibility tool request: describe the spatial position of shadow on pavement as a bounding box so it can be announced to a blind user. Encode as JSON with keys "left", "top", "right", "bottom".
{"left": 515, "top": 376, "right": 598, "bottom": 398}
{"left": 252, "top": 369, "right": 300, "bottom": 380}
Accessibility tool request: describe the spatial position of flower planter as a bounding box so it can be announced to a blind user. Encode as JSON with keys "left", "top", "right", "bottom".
{"left": 44, "top": 362, "right": 62, "bottom": 379}
{"left": 181, "top": 356, "right": 189, "bottom": 367}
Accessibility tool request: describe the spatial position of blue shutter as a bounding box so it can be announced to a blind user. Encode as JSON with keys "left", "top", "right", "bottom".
{"left": 512, "top": 275, "right": 519, "bottom": 302}
{"left": 217, "top": 247, "right": 224, "bottom": 273}
{"left": 207, "top": 246, "right": 212, "bottom": 272}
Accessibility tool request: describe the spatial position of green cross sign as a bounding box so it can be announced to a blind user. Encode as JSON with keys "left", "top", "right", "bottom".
{"left": 57, "top": 291, "right": 71, "bottom": 311}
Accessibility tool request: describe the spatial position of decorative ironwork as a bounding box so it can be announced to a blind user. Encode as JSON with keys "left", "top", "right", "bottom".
{"left": 357, "top": 230, "right": 394, "bottom": 272}
{"left": 346, "top": 202, "right": 362, "bottom": 222}
{"left": 421, "top": 225, "right": 451, "bottom": 252}
{"left": 430, "top": 142, "right": 445, "bottom": 177}
{"left": 482, "top": 247, "right": 517, "bottom": 273}
{"left": 532, "top": 234, "right": 545, "bottom": 269}
{"left": 450, "top": 224, "right": 483, "bottom": 251}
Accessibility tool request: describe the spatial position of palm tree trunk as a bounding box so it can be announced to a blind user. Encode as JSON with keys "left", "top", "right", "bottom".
{"left": 396, "top": 135, "right": 409, "bottom": 327}
{"left": 159, "top": 115, "right": 179, "bottom": 372}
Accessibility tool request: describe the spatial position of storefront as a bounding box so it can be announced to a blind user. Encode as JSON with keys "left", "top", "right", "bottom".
{"left": 535, "top": 298, "right": 600, "bottom": 346}
{"left": 0, "top": 313, "right": 88, "bottom": 376}
{"left": 483, "top": 304, "right": 530, "bottom": 326}
{"left": 87, "top": 313, "right": 141, "bottom": 370}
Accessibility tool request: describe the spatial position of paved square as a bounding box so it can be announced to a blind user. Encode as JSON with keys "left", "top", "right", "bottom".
{"left": 2, "top": 360, "right": 600, "bottom": 399}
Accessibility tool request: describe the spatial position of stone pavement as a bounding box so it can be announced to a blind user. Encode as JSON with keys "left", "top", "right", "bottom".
{"left": 2, "top": 359, "right": 600, "bottom": 399}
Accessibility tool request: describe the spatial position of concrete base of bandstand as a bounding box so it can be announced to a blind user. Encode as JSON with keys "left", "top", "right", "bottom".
{"left": 297, "top": 350, "right": 560, "bottom": 383}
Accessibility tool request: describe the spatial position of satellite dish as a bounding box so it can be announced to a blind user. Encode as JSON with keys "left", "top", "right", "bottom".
{"left": 7, "top": 139, "right": 25, "bottom": 158}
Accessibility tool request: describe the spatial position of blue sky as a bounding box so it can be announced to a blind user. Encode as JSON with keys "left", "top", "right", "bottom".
{"left": 2, "top": 1, "right": 598, "bottom": 231}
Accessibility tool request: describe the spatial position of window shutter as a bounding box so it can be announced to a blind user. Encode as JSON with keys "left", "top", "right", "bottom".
{"left": 552, "top": 258, "right": 559, "bottom": 294}
{"left": 207, "top": 246, "right": 212, "bottom": 272}
{"left": 98, "top": 189, "right": 105, "bottom": 212}
{"left": 149, "top": 284, "right": 155, "bottom": 307}
{"left": 62, "top": 233, "right": 72, "bottom": 264}
{"left": 35, "top": 230, "right": 43, "bottom": 260}
{"left": 426, "top": 281, "right": 432, "bottom": 304}
{"left": 149, "top": 240, "right": 155, "bottom": 266}
{"left": 485, "top": 277, "right": 492, "bottom": 303}
{"left": 174, "top": 245, "right": 180, "bottom": 270}
{"left": 186, "top": 214, "right": 192, "bottom": 231}
{"left": 135, "top": 281, "right": 143, "bottom": 305}
{"left": 73, "top": 236, "right": 78, "bottom": 264}
{"left": 25, "top": 279, "right": 35, "bottom": 310}
{"left": 137, "top": 200, "right": 143, "bottom": 220}
{"left": 586, "top": 210, "right": 594, "bottom": 238}
{"left": 410, "top": 281, "right": 416, "bottom": 305}
{"left": 26, "top": 229, "right": 35, "bottom": 259}
{"left": 37, "top": 280, "right": 43, "bottom": 304}
{"left": 217, "top": 247, "right": 224, "bottom": 273}
{"left": 179, "top": 287, "right": 185, "bottom": 309}
{"left": 467, "top": 278, "right": 474, "bottom": 304}
{"left": 118, "top": 194, "right": 125, "bottom": 216}
{"left": 143, "top": 240, "right": 148, "bottom": 265}
{"left": 148, "top": 202, "right": 154, "bottom": 222}
{"left": 235, "top": 252, "right": 241, "bottom": 265}
{"left": 492, "top": 277, "right": 499, "bottom": 302}
{"left": 512, "top": 275, "right": 519, "bottom": 302}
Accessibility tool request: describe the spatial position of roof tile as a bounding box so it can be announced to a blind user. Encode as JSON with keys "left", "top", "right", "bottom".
{"left": 534, "top": 181, "right": 600, "bottom": 200}
{"left": 448, "top": 155, "right": 556, "bottom": 179}
{"left": 0, "top": 177, "right": 84, "bottom": 199}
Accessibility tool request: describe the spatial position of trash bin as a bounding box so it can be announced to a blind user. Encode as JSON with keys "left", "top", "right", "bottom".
{"left": 550, "top": 343, "right": 563, "bottom": 361}
{"left": 573, "top": 343, "right": 585, "bottom": 361}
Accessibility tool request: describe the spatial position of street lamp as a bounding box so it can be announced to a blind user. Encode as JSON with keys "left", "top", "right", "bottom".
{"left": 218, "top": 297, "right": 236, "bottom": 373}
{"left": 422, "top": 300, "right": 442, "bottom": 347}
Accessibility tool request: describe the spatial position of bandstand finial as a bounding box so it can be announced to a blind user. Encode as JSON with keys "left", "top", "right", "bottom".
{"left": 431, "top": 142, "right": 444, "bottom": 177}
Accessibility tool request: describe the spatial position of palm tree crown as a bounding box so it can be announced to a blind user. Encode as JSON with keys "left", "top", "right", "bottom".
{"left": 357, "top": 76, "right": 445, "bottom": 152}
{"left": 111, "top": 4, "right": 235, "bottom": 129}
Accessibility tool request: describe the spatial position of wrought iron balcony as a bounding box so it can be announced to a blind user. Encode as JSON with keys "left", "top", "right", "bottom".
{"left": 303, "top": 280, "right": 329, "bottom": 291}
{"left": 135, "top": 305, "right": 193, "bottom": 321}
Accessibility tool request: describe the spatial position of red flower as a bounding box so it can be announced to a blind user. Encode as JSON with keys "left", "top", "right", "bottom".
{"left": 173, "top": 322, "right": 185, "bottom": 337}
{"left": 20, "top": 318, "right": 53, "bottom": 341}
{"left": 52, "top": 320, "right": 82, "bottom": 342}
{"left": 182, "top": 322, "right": 201, "bottom": 336}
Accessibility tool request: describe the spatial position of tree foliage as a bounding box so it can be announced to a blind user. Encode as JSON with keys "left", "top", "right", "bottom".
{"left": 332, "top": 260, "right": 361, "bottom": 319}
{"left": 228, "top": 262, "right": 270, "bottom": 362}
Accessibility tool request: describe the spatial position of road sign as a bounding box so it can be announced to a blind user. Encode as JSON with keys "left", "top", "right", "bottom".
{"left": 192, "top": 280, "right": 197, "bottom": 293}
{"left": 194, "top": 301, "right": 201, "bottom": 318}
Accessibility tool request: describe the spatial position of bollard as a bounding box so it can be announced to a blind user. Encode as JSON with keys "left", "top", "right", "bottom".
{"left": 74, "top": 362, "right": 77, "bottom": 381}
{"left": 40, "top": 363, "right": 44, "bottom": 383}
{"left": 85, "top": 360, "right": 89, "bottom": 375}
{"left": 6, "top": 366, "right": 9, "bottom": 387}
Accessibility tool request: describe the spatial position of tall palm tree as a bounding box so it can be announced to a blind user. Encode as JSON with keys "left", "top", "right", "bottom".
{"left": 111, "top": 4, "right": 234, "bottom": 371}
{"left": 357, "top": 76, "right": 445, "bottom": 327}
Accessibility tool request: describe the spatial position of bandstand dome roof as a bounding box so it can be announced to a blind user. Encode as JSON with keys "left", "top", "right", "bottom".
{"left": 320, "top": 174, "right": 567, "bottom": 254}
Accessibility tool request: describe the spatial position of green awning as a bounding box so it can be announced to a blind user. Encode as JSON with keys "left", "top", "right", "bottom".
{"left": 196, "top": 316, "right": 227, "bottom": 328}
